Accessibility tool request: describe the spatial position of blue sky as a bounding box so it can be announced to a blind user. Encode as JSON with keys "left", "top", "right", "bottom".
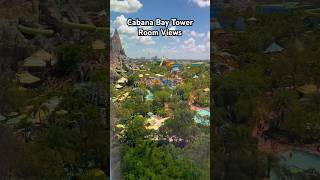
{"left": 110, "top": 0, "right": 210, "bottom": 60}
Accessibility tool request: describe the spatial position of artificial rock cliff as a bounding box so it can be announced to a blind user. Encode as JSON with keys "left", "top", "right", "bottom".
{"left": 110, "top": 29, "right": 126, "bottom": 69}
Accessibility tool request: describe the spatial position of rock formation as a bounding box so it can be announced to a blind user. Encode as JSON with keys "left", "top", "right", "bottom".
{"left": 110, "top": 29, "right": 126, "bottom": 69}
{"left": 0, "top": 0, "right": 97, "bottom": 72}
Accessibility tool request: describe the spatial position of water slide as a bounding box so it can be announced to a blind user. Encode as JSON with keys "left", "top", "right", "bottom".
{"left": 18, "top": 18, "right": 108, "bottom": 36}
{"left": 18, "top": 25, "right": 54, "bottom": 37}
{"left": 305, "top": 8, "right": 320, "bottom": 17}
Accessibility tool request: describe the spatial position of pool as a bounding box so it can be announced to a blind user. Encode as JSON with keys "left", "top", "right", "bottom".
{"left": 281, "top": 150, "right": 320, "bottom": 171}
{"left": 194, "top": 109, "right": 210, "bottom": 126}
{"left": 270, "top": 149, "right": 320, "bottom": 179}
{"left": 145, "top": 90, "right": 154, "bottom": 101}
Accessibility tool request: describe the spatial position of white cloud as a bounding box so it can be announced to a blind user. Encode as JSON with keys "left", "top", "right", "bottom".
{"left": 185, "top": 30, "right": 205, "bottom": 38}
{"left": 111, "top": 0, "right": 143, "bottom": 13}
{"left": 192, "top": 0, "right": 210, "bottom": 8}
{"left": 182, "top": 37, "right": 209, "bottom": 54}
{"left": 184, "top": 38, "right": 196, "bottom": 46}
{"left": 161, "top": 46, "right": 179, "bottom": 56}
{"left": 113, "top": 15, "right": 136, "bottom": 35}
{"left": 133, "top": 36, "right": 155, "bottom": 45}
{"left": 112, "top": 15, "right": 155, "bottom": 46}
{"left": 191, "top": 30, "right": 205, "bottom": 38}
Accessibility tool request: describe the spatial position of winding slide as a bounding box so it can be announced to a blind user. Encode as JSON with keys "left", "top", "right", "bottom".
{"left": 18, "top": 19, "right": 108, "bottom": 36}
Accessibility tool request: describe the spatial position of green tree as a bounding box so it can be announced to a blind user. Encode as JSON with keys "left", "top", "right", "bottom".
{"left": 160, "top": 101, "right": 198, "bottom": 144}
{"left": 55, "top": 43, "right": 88, "bottom": 75}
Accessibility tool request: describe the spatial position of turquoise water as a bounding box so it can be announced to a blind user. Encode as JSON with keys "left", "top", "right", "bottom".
{"left": 281, "top": 150, "right": 320, "bottom": 171}
{"left": 194, "top": 109, "right": 210, "bottom": 126}
{"left": 145, "top": 90, "right": 154, "bottom": 101}
{"left": 270, "top": 149, "right": 320, "bottom": 179}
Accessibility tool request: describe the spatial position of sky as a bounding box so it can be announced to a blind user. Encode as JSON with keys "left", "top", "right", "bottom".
{"left": 110, "top": 0, "right": 210, "bottom": 60}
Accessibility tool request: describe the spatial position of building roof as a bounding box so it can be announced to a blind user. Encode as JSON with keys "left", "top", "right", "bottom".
{"left": 297, "top": 84, "right": 318, "bottom": 95}
{"left": 116, "top": 124, "right": 125, "bottom": 128}
{"left": 32, "top": 49, "right": 53, "bottom": 62}
{"left": 17, "top": 71, "right": 41, "bottom": 84}
{"left": 264, "top": 42, "right": 284, "bottom": 53}
{"left": 117, "top": 77, "right": 128, "bottom": 84}
{"left": 247, "top": 17, "right": 257, "bottom": 22}
{"left": 23, "top": 56, "right": 47, "bottom": 67}
{"left": 146, "top": 116, "right": 169, "bottom": 130}
{"left": 115, "top": 84, "right": 123, "bottom": 89}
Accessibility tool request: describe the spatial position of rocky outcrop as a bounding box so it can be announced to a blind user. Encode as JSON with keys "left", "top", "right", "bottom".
{"left": 39, "top": 0, "right": 62, "bottom": 31}
{"left": 110, "top": 29, "right": 126, "bottom": 69}
{"left": 0, "top": 0, "right": 40, "bottom": 26}
{"left": 0, "top": 25, "right": 36, "bottom": 71}
{"left": 0, "top": 0, "right": 101, "bottom": 72}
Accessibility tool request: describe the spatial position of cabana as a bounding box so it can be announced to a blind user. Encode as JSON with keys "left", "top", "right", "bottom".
{"left": 22, "top": 49, "right": 53, "bottom": 76}
{"left": 297, "top": 84, "right": 319, "bottom": 97}
{"left": 117, "top": 77, "right": 128, "bottom": 84}
{"left": 247, "top": 17, "right": 257, "bottom": 22}
{"left": 17, "top": 71, "right": 41, "bottom": 86}
{"left": 22, "top": 56, "right": 47, "bottom": 68}
{"left": 32, "top": 49, "right": 53, "bottom": 62}
{"left": 264, "top": 42, "right": 284, "bottom": 53}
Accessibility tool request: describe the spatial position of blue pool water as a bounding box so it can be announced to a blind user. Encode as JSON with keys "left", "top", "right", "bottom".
{"left": 270, "top": 149, "right": 320, "bottom": 179}
{"left": 281, "top": 150, "right": 320, "bottom": 171}
{"left": 194, "top": 109, "right": 210, "bottom": 126}
{"left": 145, "top": 90, "right": 154, "bottom": 101}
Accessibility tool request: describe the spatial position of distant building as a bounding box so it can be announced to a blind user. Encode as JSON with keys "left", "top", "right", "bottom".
{"left": 151, "top": 56, "right": 159, "bottom": 61}
{"left": 160, "top": 58, "right": 176, "bottom": 69}
{"left": 264, "top": 42, "right": 284, "bottom": 53}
